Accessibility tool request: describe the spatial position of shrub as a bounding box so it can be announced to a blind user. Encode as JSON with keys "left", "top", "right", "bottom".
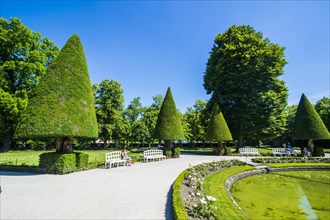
{"left": 174, "top": 147, "right": 181, "bottom": 158}
{"left": 172, "top": 170, "right": 189, "bottom": 220}
{"left": 75, "top": 152, "right": 89, "bottom": 169}
{"left": 39, "top": 152, "right": 76, "bottom": 174}
{"left": 313, "top": 147, "right": 325, "bottom": 157}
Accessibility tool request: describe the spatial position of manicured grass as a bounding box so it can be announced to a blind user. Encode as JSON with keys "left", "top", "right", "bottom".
{"left": 204, "top": 165, "right": 254, "bottom": 220}
{"left": 0, "top": 149, "right": 143, "bottom": 167}
{"left": 0, "top": 150, "right": 52, "bottom": 166}
{"left": 231, "top": 170, "right": 330, "bottom": 219}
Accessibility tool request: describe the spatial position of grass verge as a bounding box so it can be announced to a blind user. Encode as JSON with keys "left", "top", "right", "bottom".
{"left": 204, "top": 165, "right": 254, "bottom": 220}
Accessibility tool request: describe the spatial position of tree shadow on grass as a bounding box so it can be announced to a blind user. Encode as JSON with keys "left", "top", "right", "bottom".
{"left": 0, "top": 171, "right": 41, "bottom": 176}
{"left": 165, "top": 185, "right": 174, "bottom": 220}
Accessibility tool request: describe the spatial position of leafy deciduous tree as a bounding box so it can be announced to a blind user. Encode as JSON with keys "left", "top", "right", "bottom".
{"left": 315, "top": 97, "right": 330, "bottom": 132}
{"left": 141, "top": 94, "right": 164, "bottom": 145}
{"left": 204, "top": 25, "right": 288, "bottom": 150}
{"left": 0, "top": 17, "right": 59, "bottom": 151}
{"left": 184, "top": 100, "right": 207, "bottom": 144}
{"left": 94, "top": 79, "right": 125, "bottom": 148}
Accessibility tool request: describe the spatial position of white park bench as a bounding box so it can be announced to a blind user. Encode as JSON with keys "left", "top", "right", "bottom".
{"left": 143, "top": 149, "right": 166, "bottom": 163}
{"left": 239, "top": 147, "right": 260, "bottom": 156}
{"left": 105, "top": 151, "right": 127, "bottom": 168}
{"left": 272, "top": 148, "right": 288, "bottom": 157}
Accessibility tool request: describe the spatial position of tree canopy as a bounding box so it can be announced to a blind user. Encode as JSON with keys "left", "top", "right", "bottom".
{"left": 154, "top": 87, "right": 184, "bottom": 141}
{"left": 94, "top": 79, "right": 125, "bottom": 147}
{"left": 0, "top": 17, "right": 59, "bottom": 151}
{"left": 203, "top": 25, "right": 288, "bottom": 147}
{"left": 184, "top": 100, "right": 207, "bottom": 142}
{"left": 315, "top": 97, "right": 330, "bottom": 131}
{"left": 205, "top": 103, "right": 232, "bottom": 142}
{"left": 15, "top": 34, "right": 98, "bottom": 151}
{"left": 292, "top": 94, "right": 330, "bottom": 141}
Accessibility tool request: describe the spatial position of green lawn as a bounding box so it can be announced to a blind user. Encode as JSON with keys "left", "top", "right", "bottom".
{"left": 204, "top": 165, "right": 254, "bottom": 220}
{"left": 0, "top": 149, "right": 144, "bottom": 167}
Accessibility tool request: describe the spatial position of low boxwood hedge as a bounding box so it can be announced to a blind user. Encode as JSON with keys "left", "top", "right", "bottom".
{"left": 75, "top": 152, "right": 89, "bottom": 169}
{"left": 172, "top": 170, "right": 189, "bottom": 220}
{"left": 39, "top": 152, "right": 77, "bottom": 174}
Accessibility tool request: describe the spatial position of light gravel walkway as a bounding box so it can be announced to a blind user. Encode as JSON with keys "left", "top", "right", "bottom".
{"left": 0, "top": 154, "right": 248, "bottom": 220}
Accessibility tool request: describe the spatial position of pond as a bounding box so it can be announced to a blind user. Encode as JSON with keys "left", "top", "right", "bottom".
{"left": 231, "top": 171, "right": 330, "bottom": 219}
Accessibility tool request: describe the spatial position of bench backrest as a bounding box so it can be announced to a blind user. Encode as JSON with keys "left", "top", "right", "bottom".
{"left": 239, "top": 147, "right": 258, "bottom": 153}
{"left": 105, "top": 151, "right": 122, "bottom": 161}
{"left": 272, "top": 148, "right": 286, "bottom": 153}
{"left": 144, "top": 149, "right": 164, "bottom": 157}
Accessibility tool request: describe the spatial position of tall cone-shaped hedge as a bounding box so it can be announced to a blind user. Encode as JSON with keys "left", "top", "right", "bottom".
{"left": 16, "top": 34, "right": 98, "bottom": 152}
{"left": 205, "top": 103, "right": 233, "bottom": 142}
{"left": 292, "top": 94, "right": 330, "bottom": 140}
{"left": 154, "top": 87, "right": 184, "bottom": 140}
{"left": 205, "top": 103, "right": 232, "bottom": 155}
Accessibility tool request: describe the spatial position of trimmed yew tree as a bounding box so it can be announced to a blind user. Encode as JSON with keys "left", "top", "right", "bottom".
{"left": 205, "top": 103, "right": 232, "bottom": 155}
{"left": 292, "top": 94, "right": 330, "bottom": 156}
{"left": 15, "top": 34, "right": 98, "bottom": 153}
{"left": 154, "top": 87, "right": 184, "bottom": 157}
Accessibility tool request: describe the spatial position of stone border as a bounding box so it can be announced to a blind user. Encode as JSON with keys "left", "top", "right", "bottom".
{"left": 225, "top": 166, "right": 330, "bottom": 217}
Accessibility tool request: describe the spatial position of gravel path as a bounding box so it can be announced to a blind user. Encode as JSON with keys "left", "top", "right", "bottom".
{"left": 0, "top": 154, "right": 247, "bottom": 220}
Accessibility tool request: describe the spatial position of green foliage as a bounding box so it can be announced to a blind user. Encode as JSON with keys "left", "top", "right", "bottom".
{"left": 39, "top": 152, "right": 77, "bottom": 174}
{"left": 172, "top": 170, "right": 189, "bottom": 220}
{"left": 183, "top": 100, "right": 207, "bottom": 142}
{"left": 205, "top": 103, "right": 232, "bottom": 142}
{"left": 251, "top": 157, "right": 330, "bottom": 164}
{"left": 154, "top": 87, "right": 184, "bottom": 140}
{"left": 75, "top": 152, "right": 89, "bottom": 169}
{"left": 0, "top": 17, "right": 59, "bottom": 151}
{"left": 313, "top": 147, "right": 325, "bottom": 157}
{"left": 204, "top": 25, "right": 288, "bottom": 146}
{"left": 131, "top": 120, "right": 149, "bottom": 145}
{"left": 94, "top": 79, "right": 125, "bottom": 146}
{"left": 315, "top": 97, "right": 330, "bottom": 131}
{"left": 174, "top": 147, "right": 181, "bottom": 158}
{"left": 292, "top": 94, "right": 330, "bottom": 140}
{"left": 15, "top": 34, "right": 98, "bottom": 139}
{"left": 283, "top": 105, "right": 298, "bottom": 140}
{"left": 204, "top": 166, "right": 253, "bottom": 220}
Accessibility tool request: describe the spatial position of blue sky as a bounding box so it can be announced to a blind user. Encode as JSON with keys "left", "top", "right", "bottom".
{"left": 1, "top": 1, "right": 329, "bottom": 112}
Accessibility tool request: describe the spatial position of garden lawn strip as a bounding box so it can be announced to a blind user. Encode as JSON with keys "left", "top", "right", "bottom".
{"left": 204, "top": 165, "right": 254, "bottom": 220}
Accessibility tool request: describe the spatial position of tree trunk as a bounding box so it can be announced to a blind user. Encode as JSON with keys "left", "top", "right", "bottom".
{"left": 2, "top": 132, "right": 12, "bottom": 152}
{"left": 55, "top": 137, "right": 73, "bottom": 153}
{"left": 214, "top": 142, "right": 225, "bottom": 156}
{"left": 103, "top": 137, "right": 107, "bottom": 149}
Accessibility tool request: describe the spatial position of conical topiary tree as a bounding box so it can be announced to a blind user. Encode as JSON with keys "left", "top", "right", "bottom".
{"left": 205, "top": 103, "right": 232, "bottom": 155}
{"left": 292, "top": 94, "right": 330, "bottom": 155}
{"left": 154, "top": 87, "right": 184, "bottom": 157}
{"left": 15, "top": 34, "right": 98, "bottom": 153}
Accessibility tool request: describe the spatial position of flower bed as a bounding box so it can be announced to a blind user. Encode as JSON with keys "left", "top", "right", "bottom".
{"left": 173, "top": 160, "right": 246, "bottom": 219}
{"left": 251, "top": 157, "right": 330, "bottom": 164}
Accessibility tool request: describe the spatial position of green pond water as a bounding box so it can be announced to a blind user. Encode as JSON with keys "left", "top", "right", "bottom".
{"left": 231, "top": 171, "right": 330, "bottom": 220}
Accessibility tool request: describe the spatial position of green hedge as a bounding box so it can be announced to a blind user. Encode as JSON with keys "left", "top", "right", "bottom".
{"left": 172, "top": 170, "right": 189, "bottom": 220}
{"left": 39, "top": 152, "right": 77, "bottom": 174}
{"left": 75, "top": 152, "right": 89, "bottom": 169}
